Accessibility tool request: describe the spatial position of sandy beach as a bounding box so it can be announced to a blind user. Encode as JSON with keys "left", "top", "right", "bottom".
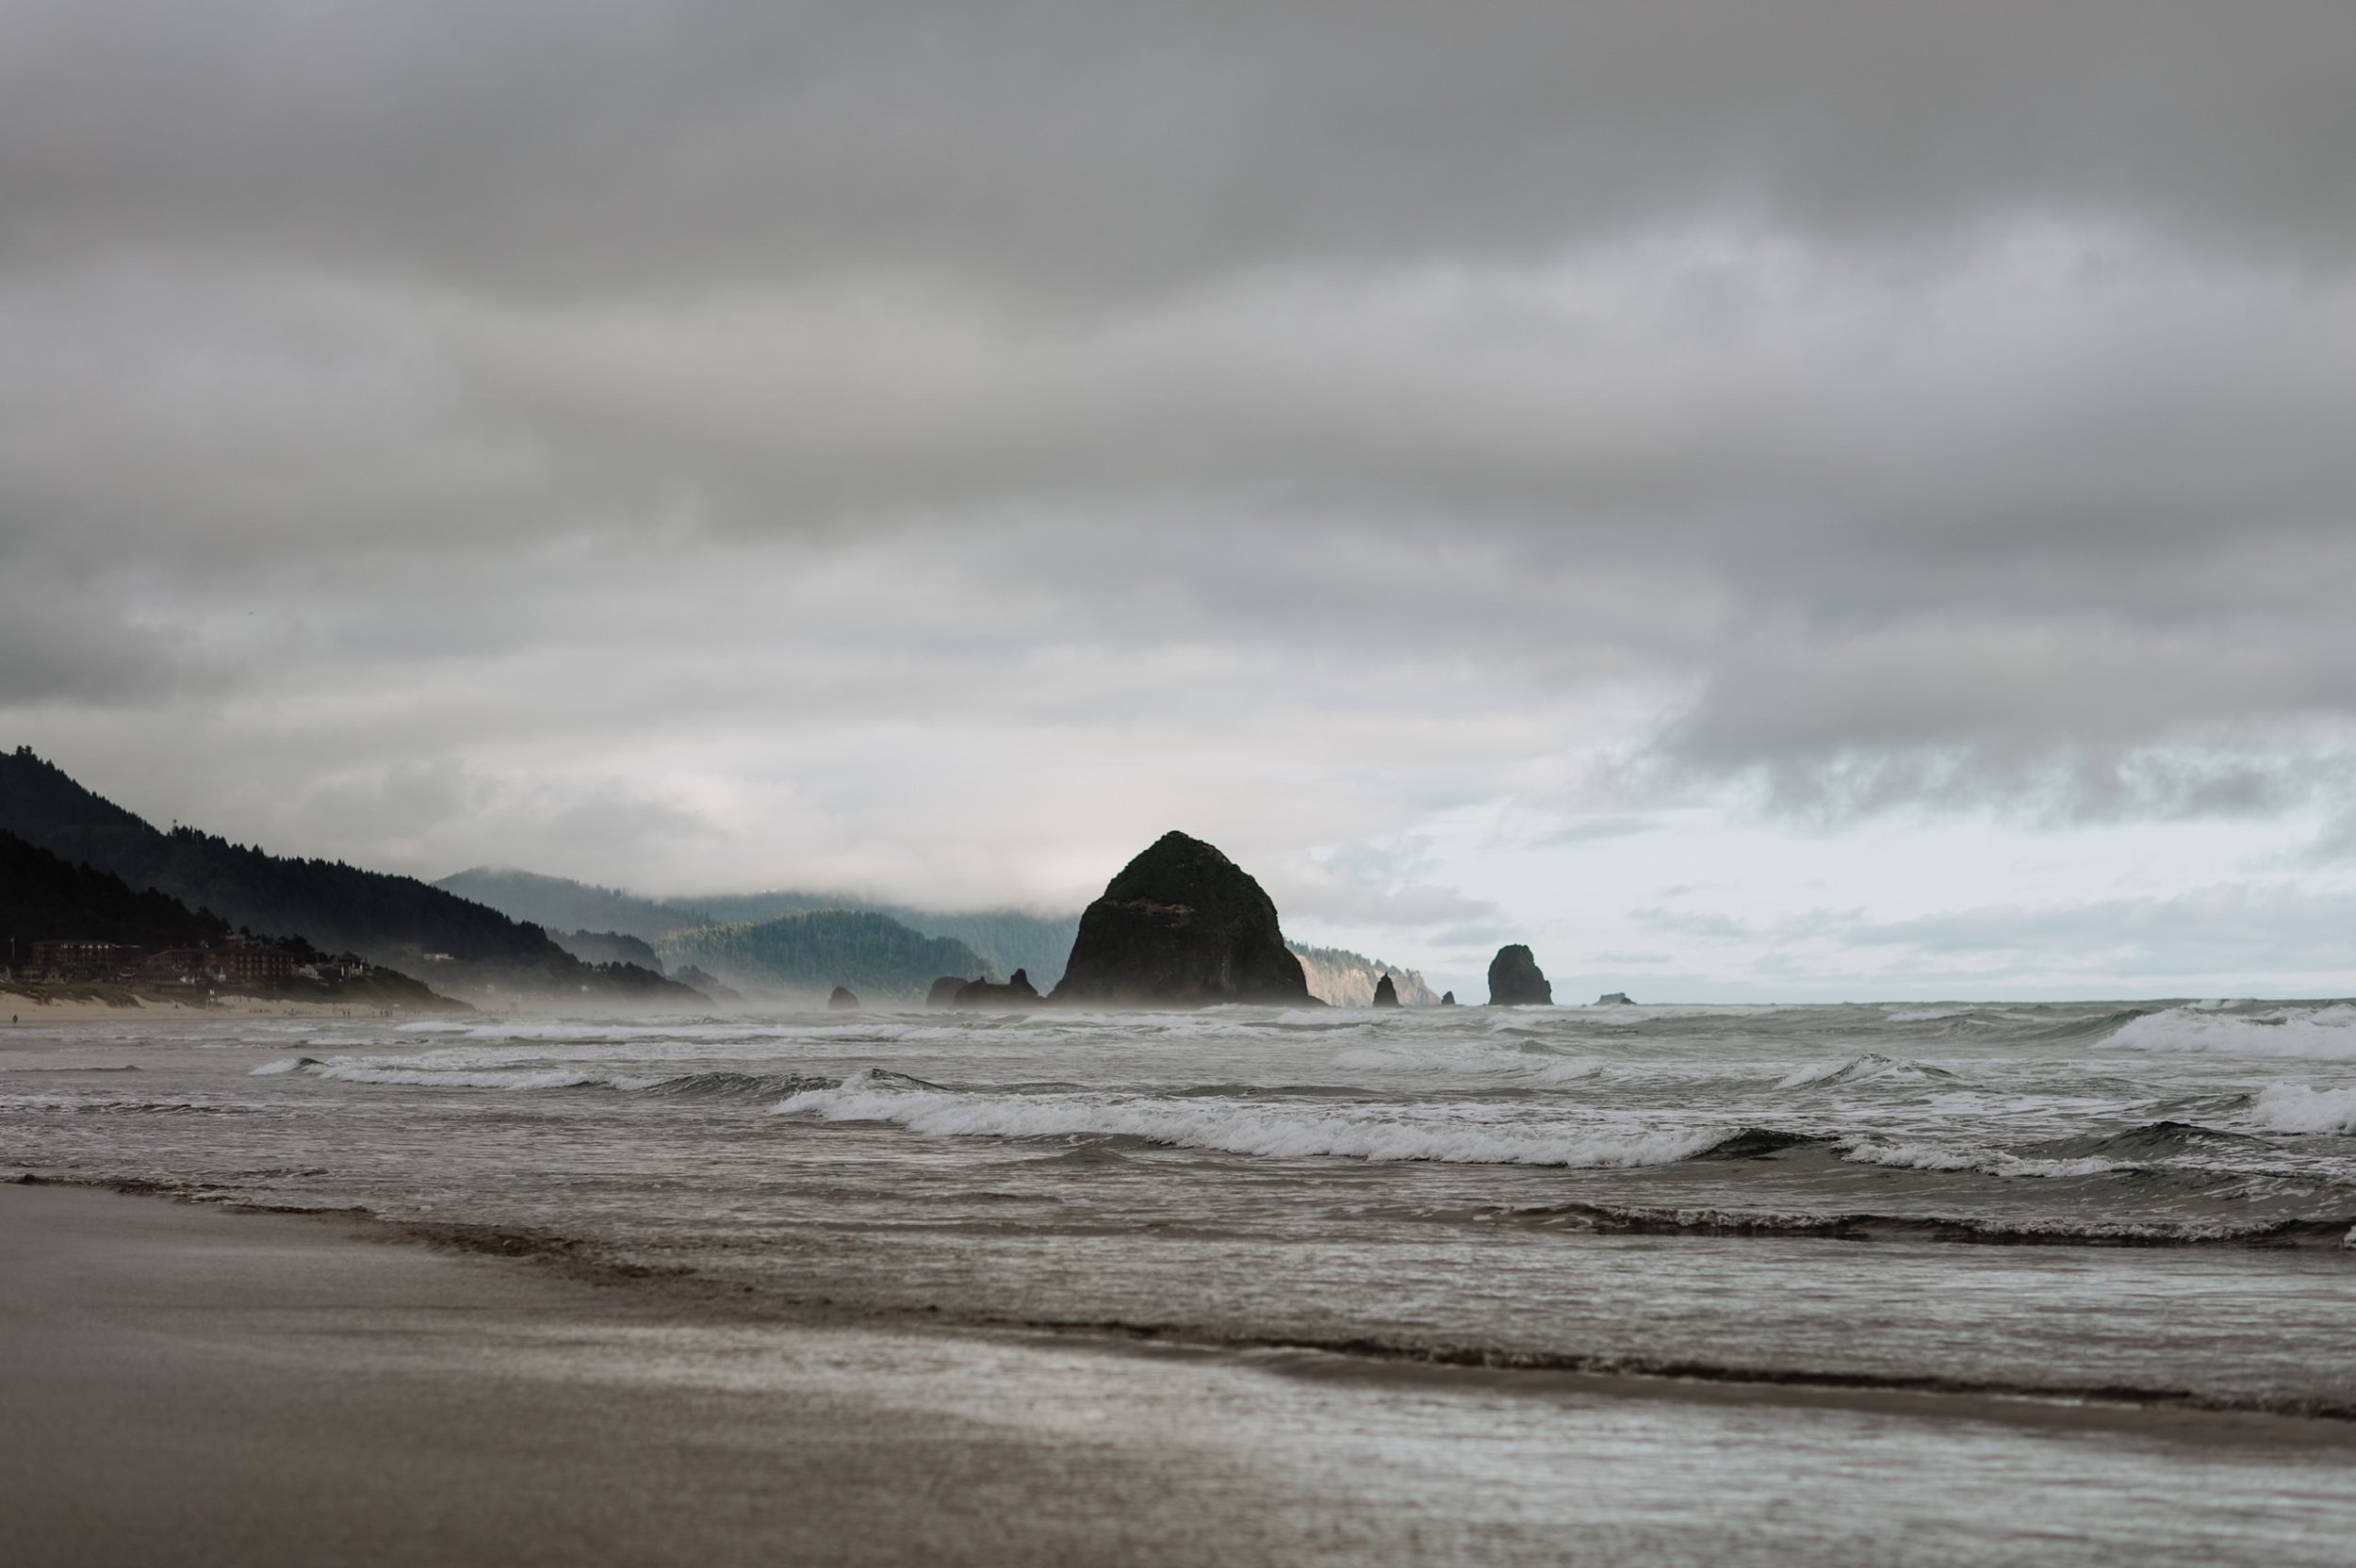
{"left": 7, "top": 1180, "right": 2354, "bottom": 1568}
{"left": 1, "top": 988, "right": 416, "bottom": 1022}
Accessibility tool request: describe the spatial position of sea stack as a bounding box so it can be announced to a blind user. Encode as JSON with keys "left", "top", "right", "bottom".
{"left": 955, "top": 969, "right": 1039, "bottom": 1008}
{"left": 1486, "top": 945, "right": 1552, "bottom": 1005}
{"left": 925, "top": 975, "right": 970, "bottom": 1008}
{"left": 827, "top": 986, "right": 859, "bottom": 1010}
{"left": 1371, "top": 973, "right": 1400, "bottom": 1008}
{"left": 1439, "top": 990, "right": 1456, "bottom": 1005}
{"left": 1051, "top": 831, "right": 1315, "bottom": 1007}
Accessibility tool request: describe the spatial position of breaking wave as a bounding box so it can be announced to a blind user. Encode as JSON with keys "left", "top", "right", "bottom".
{"left": 774, "top": 1072, "right": 1735, "bottom": 1168}
{"left": 2250, "top": 1084, "right": 2356, "bottom": 1135}
{"left": 252, "top": 1056, "right": 835, "bottom": 1099}
{"left": 2103, "top": 1004, "right": 2356, "bottom": 1060}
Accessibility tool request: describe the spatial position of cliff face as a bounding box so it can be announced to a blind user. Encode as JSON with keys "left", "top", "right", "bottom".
{"left": 1051, "top": 832, "right": 1314, "bottom": 1008}
{"left": 1287, "top": 942, "right": 1440, "bottom": 1006}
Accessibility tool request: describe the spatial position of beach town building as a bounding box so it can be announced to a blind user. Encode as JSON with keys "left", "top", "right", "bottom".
{"left": 210, "top": 938, "right": 297, "bottom": 984}
{"left": 26, "top": 939, "right": 144, "bottom": 981}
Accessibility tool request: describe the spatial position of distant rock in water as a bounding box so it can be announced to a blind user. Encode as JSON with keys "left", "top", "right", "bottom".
{"left": 1051, "top": 831, "right": 1315, "bottom": 1008}
{"left": 827, "top": 986, "right": 859, "bottom": 1010}
{"left": 955, "top": 969, "right": 1039, "bottom": 1008}
{"left": 1372, "top": 973, "right": 1399, "bottom": 1008}
{"left": 1595, "top": 991, "right": 1634, "bottom": 1005}
{"left": 1440, "top": 990, "right": 1456, "bottom": 1005}
{"left": 926, "top": 975, "right": 973, "bottom": 1008}
{"left": 1486, "top": 945, "right": 1552, "bottom": 1006}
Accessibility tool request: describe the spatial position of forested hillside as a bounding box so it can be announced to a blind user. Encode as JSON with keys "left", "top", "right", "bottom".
{"left": 658, "top": 911, "right": 987, "bottom": 1002}
{"left": 1, "top": 830, "right": 229, "bottom": 957}
{"left": 0, "top": 750, "right": 699, "bottom": 1006}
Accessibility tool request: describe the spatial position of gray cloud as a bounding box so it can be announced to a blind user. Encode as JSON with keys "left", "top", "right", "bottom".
{"left": 2, "top": 1, "right": 2354, "bottom": 948}
{"left": 5, "top": 2, "right": 2353, "bottom": 294}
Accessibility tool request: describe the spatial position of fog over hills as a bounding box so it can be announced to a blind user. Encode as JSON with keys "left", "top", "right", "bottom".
{"left": 439, "top": 866, "right": 1081, "bottom": 990}
{"left": 441, "top": 866, "right": 1446, "bottom": 1004}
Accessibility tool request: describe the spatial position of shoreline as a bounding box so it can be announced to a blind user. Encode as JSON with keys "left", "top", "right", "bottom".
{"left": 0, "top": 987, "right": 418, "bottom": 1021}
{"left": 9, "top": 1184, "right": 2356, "bottom": 1567}
{"left": 21, "top": 1172, "right": 2356, "bottom": 1443}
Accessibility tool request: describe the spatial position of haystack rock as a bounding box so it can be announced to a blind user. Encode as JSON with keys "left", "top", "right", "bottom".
{"left": 925, "top": 975, "right": 972, "bottom": 1008}
{"left": 1439, "top": 990, "right": 1456, "bottom": 1005}
{"left": 1051, "top": 831, "right": 1316, "bottom": 1007}
{"left": 955, "top": 969, "right": 1039, "bottom": 1008}
{"left": 1371, "top": 973, "right": 1400, "bottom": 1008}
{"left": 827, "top": 986, "right": 859, "bottom": 1010}
{"left": 1486, "top": 945, "right": 1552, "bottom": 1005}
{"left": 1595, "top": 991, "right": 1634, "bottom": 1006}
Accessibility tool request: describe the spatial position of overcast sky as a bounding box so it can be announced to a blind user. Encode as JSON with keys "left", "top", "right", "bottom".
{"left": 6, "top": 1, "right": 2355, "bottom": 999}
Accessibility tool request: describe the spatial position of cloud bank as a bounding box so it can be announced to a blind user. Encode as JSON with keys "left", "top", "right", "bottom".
{"left": 4, "top": 2, "right": 2354, "bottom": 991}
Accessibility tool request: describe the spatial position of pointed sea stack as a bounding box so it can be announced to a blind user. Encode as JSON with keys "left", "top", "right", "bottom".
{"left": 827, "top": 986, "right": 859, "bottom": 1010}
{"left": 955, "top": 969, "right": 1039, "bottom": 1008}
{"left": 1439, "top": 990, "right": 1456, "bottom": 1005}
{"left": 1371, "top": 973, "right": 1400, "bottom": 1008}
{"left": 1051, "top": 831, "right": 1315, "bottom": 1007}
{"left": 1486, "top": 945, "right": 1552, "bottom": 1005}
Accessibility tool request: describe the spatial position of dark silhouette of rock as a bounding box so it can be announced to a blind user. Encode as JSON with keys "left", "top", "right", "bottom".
{"left": 1486, "top": 945, "right": 1552, "bottom": 1006}
{"left": 827, "top": 986, "right": 859, "bottom": 1010}
{"left": 1595, "top": 991, "right": 1634, "bottom": 1005}
{"left": 1371, "top": 973, "right": 1400, "bottom": 1008}
{"left": 926, "top": 975, "right": 973, "bottom": 1008}
{"left": 955, "top": 969, "right": 1039, "bottom": 1008}
{"left": 1439, "top": 990, "right": 1456, "bottom": 1005}
{"left": 1051, "top": 831, "right": 1315, "bottom": 1007}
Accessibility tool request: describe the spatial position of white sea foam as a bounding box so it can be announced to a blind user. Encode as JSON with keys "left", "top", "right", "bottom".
{"left": 2249, "top": 1083, "right": 2356, "bottom": 1135}
{"left": 2103, "top": 1004, "right": 2356, "bottom": 1060}
{"left": 1841, "top": 1141, "right": 2132, "bottom": 1179}
{"left": 773, "top": 1074, "right": 1722, "bottom": 1168}
{"left": 249, "top": 1056, "right": 310, "bottom": 1075}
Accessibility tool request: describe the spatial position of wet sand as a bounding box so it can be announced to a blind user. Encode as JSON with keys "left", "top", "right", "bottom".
{"left": 5, "top": 1184, "right": 2352, "bottom": 1568}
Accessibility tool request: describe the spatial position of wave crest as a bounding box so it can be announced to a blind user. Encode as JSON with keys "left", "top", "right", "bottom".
{"left": 2104, "top": 1004, "right": 2356, "bottom": 1060}
{"left": 773, "top": 1079, "right": 1729, "bottom": 1168}
{"left": 2250, "top": 1083, "right": 2356, "bottom": 1135}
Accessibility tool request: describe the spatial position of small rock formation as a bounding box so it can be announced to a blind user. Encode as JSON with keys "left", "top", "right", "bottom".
{"left": 827, "top": 986, "right": 859, "bottom": 1010}
{"left": 1439, "top": 990, "right": 1456, "bottom": 1005}
{"left": 1595, "top": 991, "right": 1634, "bottom": 1006}
{"left": 955, "top": 969, "right": 1039, "bottom": 1008}
{"left": 1051, "top": 830, "right": 1316, "bottom": 1007}
{"left": 925, "top": 975, "right": 972, "bottom": 1008}
{"left": 1371, "top": 973, "right": 1400, "bottom": 1008}
{"left": 1486, "top": 945, "right": 1552, "bottom": 1006}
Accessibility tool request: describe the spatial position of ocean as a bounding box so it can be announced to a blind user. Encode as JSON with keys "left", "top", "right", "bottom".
{"left": 8, "top": 997, "right": 2355, "bottom": 1415}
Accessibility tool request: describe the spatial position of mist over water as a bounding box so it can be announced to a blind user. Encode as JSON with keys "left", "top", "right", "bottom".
{"left": 8, "top": 999, "right": 2356, "bottom": 1415}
